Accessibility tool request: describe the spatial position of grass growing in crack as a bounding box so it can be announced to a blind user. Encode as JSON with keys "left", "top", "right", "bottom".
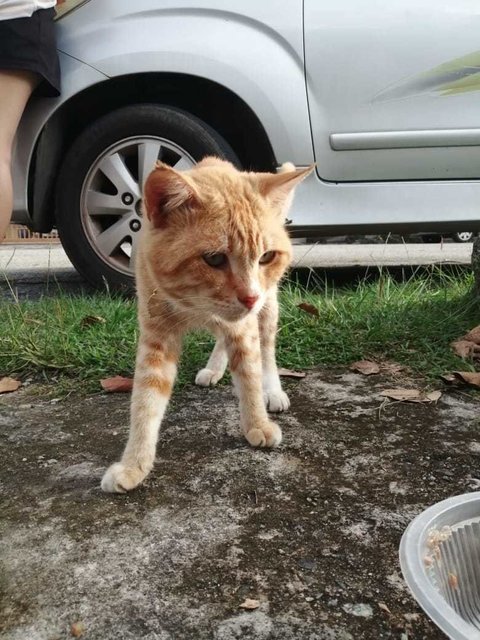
{"left": 0, "top": 267, "right": 478, "bottom": 392}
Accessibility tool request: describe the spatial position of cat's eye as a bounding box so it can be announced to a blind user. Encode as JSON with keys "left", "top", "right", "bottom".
{"left": 259, "top": 251, "right": 276, "bottom": 265}
{"left": 203, "top": 253, "right": 228, "bottom": 268}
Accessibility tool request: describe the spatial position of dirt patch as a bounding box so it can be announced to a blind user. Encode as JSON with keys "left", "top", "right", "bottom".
{"left": 1, "top": 370, "right": 479, "bottom": 639}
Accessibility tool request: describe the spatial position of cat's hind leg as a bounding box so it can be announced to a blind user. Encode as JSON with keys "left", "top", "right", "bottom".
{"left": 195, "top": 337, "right": 228, "bottom": 387}
{"left": 224, "top": 317, "right": 282, "bottom": 448}
{"left": 259, "top": 288, "right": 290, "bottom": 413}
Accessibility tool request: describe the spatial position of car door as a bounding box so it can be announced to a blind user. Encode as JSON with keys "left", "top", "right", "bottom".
{"left": 304, "top": 0, "right": 480, "bottom": 182}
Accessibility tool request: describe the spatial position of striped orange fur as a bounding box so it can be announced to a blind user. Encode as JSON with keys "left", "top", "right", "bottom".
{"left": 101, "top": 157, "right": 313, "bottom": 493}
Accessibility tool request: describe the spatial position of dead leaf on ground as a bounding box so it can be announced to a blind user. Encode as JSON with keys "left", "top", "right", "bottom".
{"left": 464, "top": 325, "right": 480, "bottom": 344}
{"left": 350, "top": 360, "right": 380, "bottom": 376}
{"left": 100, "top": 376, "right": 133, "bottom": 393}
{"left": 278, "top": 368, "right": 306, "bottom": 379}
{"left": 350, "top": 360, "right": 406, "bottom": 377}
{"left": 452, "top": 371, "right": 480, "bottom": 388}
{"left": 0, "top": 377, "right": 22, "bottom": 394}
{"left": 451, "top": 325, "right": 480, "bottom": 360}
{"left": 380, "top": 362, "right": 406, "bottom": 375}
{"left": 380, "top": 388, "right": 441, "bottom": 403}
{"left": 297, "top": 302, "right": 319, "bottom": 317}
{"left": 70, "top": 621, "right": 85, "bottom": 638}
{"left": 239, "top": 598, "right": 260, "bottom": 610}
{"left": 380, "top": 388, "right": 421, "bottom": 402}
{"left": 451, "top": 339, "right": 480, "bottom": 359}
{"left": 80, "top": 315, "right": 106, "bottom": 328}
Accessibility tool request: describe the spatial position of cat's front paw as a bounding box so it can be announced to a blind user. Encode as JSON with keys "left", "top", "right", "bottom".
{"left": 195, "top": 368, "right": 224, "bottom": 387}
{"left": 264, "top": 389, "right": 290, "bottom": 413}
{"left": 245, "top": 421, "right": 282, "bottom": 448}
{"left": 101, "top": 462, "right": 148, "bottom": 493}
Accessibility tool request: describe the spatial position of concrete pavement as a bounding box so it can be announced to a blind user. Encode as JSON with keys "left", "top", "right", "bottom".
{"left": 0, "top": 242, "right": 473, "bottom": 288}
{"left": 2, "top": 369, "right": 479, "bottom": 639}
{"left": 291, "top": 242, "right": 472, "bottom": 269}
{"left": 0, "top": 244, "right": 81, "bottom": 284}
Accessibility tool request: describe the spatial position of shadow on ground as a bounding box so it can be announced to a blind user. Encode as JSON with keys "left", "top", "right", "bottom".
{"left": 291, "top": 264, "right": 472, "bottom": 291}
{"left": 1, "top": 370, "right": 479, "bottom": 639}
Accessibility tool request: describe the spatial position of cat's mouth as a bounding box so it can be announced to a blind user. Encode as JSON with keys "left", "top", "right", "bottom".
{"left": 217, "top": 304, "right": 260, "bottom": 323}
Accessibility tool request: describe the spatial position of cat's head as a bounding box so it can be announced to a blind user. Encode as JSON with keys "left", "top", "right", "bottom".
{"left": 142, "top": 157, "right": 313, "bottom": 322}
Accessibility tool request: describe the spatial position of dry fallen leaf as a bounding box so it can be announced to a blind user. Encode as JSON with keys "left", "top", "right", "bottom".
{"left": 380, "top": 388, "right": 422, "bottom": 401}
{"left": 70, "top": 621, "right": 85, "bottom": 637}
{"left": 380, "top": 388, "right": 441, "bottom": 403}
{"left": 278, "top": 368, "right": 306, "bottom": 379}
{"left": 463, "top": 325, "right": 480, "bottom": 344}
{"left": 239, "top": 598, "right": 260, "bottom": 610}
{"left": 0, "top": 377, "right": 22, "bottom": 394}
{"left": 100, "top": 376, "right": 133, "bottom": 393}
{"left": 380, "top": 362, "right": 405, "bottom": 375}
{"left": 297, "top": 302, "right": 319, "bottom": 317}
{"left": 351, "top": 360, "right": 405, "bottom": 376}
{"left": 451, "top": 325, "right": 480, "bottom": 360}
{"left": 452, "top": 371, "right": 480, "bottom": 388}
{"left": 350, "top": 360, "right": 380, "bottom": 376}
{"left": 451, "top": 339, "right": 480, "bottom": 359}
{"left": 81, "top": 315, "right": 106, "bottom": 328}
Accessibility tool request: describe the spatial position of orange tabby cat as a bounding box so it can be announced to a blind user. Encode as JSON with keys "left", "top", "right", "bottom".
{"left": 101, "top": 157, "right": 313, "bottom": 493}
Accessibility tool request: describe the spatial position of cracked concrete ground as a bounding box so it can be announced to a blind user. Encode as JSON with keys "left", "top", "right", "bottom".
{"left": 1, "top": 370, "right": 479, "bottom": 640}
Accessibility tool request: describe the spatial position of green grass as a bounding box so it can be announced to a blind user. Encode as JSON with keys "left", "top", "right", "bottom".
{"left": 278, "top": 268, "right": 479, "bottom": 380}
{"left": 0, "top": 268, "right": 478, "bottom": 393}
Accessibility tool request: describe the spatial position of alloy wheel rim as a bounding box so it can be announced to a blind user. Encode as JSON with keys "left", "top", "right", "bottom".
{"left": 456, "top": 232, "right": 473, "bottom": 242}
{"left": 80, "top": 136, "right": 195, "bottom": 277}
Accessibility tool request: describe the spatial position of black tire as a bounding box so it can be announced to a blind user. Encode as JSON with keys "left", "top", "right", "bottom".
{"left": 55, "top": 104, "right": 240, "bottom": 293}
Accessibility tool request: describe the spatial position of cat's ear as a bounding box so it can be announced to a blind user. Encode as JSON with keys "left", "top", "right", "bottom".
{"left": 257, "top": 164, "right": 315, "bottom": 212}
{"left": 143, "top": 161, "right": 200, "bottom": 228}
{"left": 196, "top": 156, "right": 235, "bottom": 170}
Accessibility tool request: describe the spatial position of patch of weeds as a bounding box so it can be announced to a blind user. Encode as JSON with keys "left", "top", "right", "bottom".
{"left": 0, "top": 267, "right": 477, "bottom": 391}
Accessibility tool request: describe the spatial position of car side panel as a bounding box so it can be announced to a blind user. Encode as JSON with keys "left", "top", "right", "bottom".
{"left": 56, "top": 0, "right": 313, "bottom": 165}
{"left": 293, "top": 175, "right": 480, "bottom": 231}
{"left": 305, "top": 0, "right": 480, "bottom": 181}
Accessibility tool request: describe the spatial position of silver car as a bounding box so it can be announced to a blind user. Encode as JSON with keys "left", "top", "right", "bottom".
{"left": 12, "top": 0, "right": 480, "bottom": 290}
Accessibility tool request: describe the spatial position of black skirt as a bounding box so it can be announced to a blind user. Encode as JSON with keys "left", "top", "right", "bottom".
{"left": 0, "top": 7, "right": 60, "bottom": 97}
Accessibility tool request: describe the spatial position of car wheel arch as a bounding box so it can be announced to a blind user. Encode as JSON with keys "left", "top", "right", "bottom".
{"left": 29, "top": 72, "right": 277, "bottom": 233}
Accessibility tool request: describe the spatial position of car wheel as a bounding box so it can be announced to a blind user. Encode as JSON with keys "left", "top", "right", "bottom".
{"left": 55, "top": 104, "right": 239, "bottom": 292}
{"left": 453, "top": 231, "right": 474, "bottom": 243}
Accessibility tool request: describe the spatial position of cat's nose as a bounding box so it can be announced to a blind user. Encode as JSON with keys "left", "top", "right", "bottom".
{"left": 238, "top": 295, "right": 259, "bottom": 310}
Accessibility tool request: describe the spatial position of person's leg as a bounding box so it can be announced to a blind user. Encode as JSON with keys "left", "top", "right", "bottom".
{"left": 0, "top": 69, "right": 38, "bottom": 241}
